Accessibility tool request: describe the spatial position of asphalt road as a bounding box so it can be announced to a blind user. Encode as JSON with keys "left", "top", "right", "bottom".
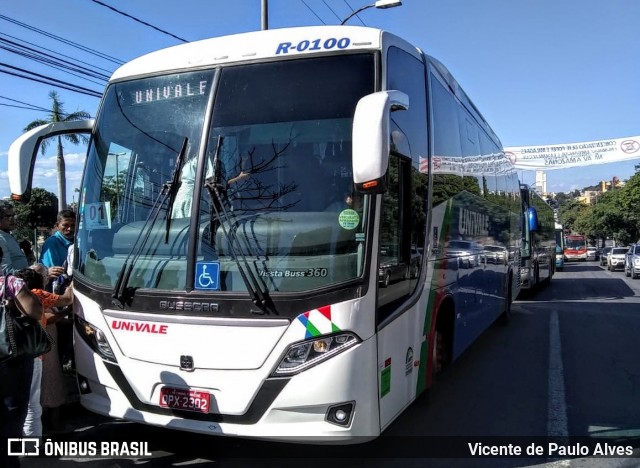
{"left": 17, "top": 260, "right": 640, "bottom": 467}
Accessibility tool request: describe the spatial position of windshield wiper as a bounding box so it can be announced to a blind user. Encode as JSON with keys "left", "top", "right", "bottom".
{"left": 112, "top": 137, "right": 188, "bottom": 309}
{"left": 205, "top": 136, "right": 273, "bottom": 312}
{"left": 165, "top": 137, "right": 189, "bottom": 242}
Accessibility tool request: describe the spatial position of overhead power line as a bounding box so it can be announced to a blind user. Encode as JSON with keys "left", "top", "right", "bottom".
{"left": 0, "top": 95, "right": 56, "bottom": 113}
{"left": 343, "top": 0, "right": 367, "bottom": 26}
{"left": 321, "top": 0, "right": 343, "bottom": 22}
{"left": 0, "top": 37, "right": 110, "bottom": 85}
{"left": 0, "top": 31, "right": 114, "bottom": 75}
{"left": 0, "top": 62, "right": 103, "bottom": 98}
{"left": 300, "top": 0, "right": 327, "bottom": 24}
{"left": 0, "top": 14, "right": 124, "bottom": 65}
{"left": 90, "top": 0, "right": 189, "bottom": 43}
{"left": 0, "top": 95, "right": 94, "bottom": 118}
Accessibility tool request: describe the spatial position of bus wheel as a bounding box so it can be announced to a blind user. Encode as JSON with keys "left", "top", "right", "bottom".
{"left": 432, "top": 328, "right": 451, "bottom": 375}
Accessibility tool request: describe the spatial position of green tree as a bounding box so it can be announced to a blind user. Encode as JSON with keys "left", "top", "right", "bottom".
{"left": 559, "top": 199, "right": 588, "bottom": 232}
{"left": 617, "top": 172, "right": 640, "bottom": 241}
{"left": 23, "top": 90, "right": 91, "bottom": 211}
{"left": 12, "top": 188, "right": 59, "bottom": 249}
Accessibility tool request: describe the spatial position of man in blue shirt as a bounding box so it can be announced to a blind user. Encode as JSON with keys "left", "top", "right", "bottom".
{"left": 40, "top": 209, "right": 76, "bottom": 280}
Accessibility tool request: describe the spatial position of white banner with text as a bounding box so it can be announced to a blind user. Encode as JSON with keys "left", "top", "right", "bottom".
{"left": 505, "top": 136, "right": 640, "bottom": 170}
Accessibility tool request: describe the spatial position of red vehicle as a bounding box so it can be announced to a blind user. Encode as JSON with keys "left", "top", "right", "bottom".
{"left": 564, "top": 234, "right": 587, "bottom": 261}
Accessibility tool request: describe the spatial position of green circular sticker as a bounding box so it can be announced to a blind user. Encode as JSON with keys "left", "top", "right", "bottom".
{"left": 338, "top": 209, "right": 360, "bottom": 230}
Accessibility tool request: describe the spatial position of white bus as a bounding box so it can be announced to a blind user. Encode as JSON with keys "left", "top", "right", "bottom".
{"left": 9, "top": 25, "right": 521, "bottom": 442}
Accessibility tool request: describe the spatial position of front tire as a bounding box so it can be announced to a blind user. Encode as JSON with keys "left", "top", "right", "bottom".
{"left": 433, "top": 330, "right": 447, "bottom": 374}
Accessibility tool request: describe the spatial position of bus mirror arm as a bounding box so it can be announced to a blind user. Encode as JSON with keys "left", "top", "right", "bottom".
{"left": 8, "top": 119, "right": 94, "bottom": 202}
{"left": 352, "top": 90, "right": 408, "bottom": 194}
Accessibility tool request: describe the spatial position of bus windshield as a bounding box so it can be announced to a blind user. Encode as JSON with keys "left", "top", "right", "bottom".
{"left": 565, "top": 237, "right": 586, "bottom": 249}
{"left": 76, "top": 54, "right": 375, "bottom": 294}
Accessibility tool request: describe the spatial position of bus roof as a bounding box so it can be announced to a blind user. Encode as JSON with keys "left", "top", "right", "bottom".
{"left": 109, "top": 25, "right": 502, "bottom": 151}
{"left": 111, "top": 26, "right": 417, "bottom": 81}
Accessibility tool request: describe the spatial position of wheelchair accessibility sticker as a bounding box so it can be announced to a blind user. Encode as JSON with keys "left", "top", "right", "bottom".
{"left": 195, "top": 262, "right": 220, "bottom": 290}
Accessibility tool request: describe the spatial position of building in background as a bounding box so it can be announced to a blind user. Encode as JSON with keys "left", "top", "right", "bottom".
{"left": 534, "top": 170, "right": 547, "bottom": 195}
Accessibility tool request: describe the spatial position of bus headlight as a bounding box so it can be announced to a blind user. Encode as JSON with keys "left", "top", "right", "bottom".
{"left": 75, "top": 315, "right": 117, "bottom": 363}
{"left": 271, "top": 333, "right": 360, "bottom": 376}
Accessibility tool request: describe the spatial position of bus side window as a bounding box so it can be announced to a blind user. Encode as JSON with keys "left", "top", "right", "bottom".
{"left": 378, "top": 154, "right": 412, "bottom": 320}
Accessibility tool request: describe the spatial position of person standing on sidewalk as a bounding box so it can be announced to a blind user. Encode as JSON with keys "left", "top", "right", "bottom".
{"left": 0, "top": 201, "right": 45, "bottom": 442}
{"left": 40, "top": 210, "right": 76, "bottom": 284}
{"left": 39, "top": 210, "right": 77, "bottom": 433}
{"left": 0, "top": 248, "right": 43, "bottom": 468}
{"left": 0, "top": 201, "right": 29, "bottom": 274}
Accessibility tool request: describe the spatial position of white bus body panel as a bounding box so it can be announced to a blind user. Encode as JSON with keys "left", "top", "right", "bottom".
{"left": 103, "top": 310, "right": 289, "bottom": 370}
{"left": 377, "top": 281, "right": 432, "bottom": 430}
{"left": 74, "top": 289, "right": 381, "bottom": 439}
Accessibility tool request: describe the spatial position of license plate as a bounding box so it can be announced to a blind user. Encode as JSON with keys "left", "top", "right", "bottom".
{"left": 159, "top": 387, "right": 210, "bottom": 413}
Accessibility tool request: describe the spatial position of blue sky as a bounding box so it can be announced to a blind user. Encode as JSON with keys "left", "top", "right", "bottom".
{"left": 1, "top": 0, "right": 639, "bottom": 202}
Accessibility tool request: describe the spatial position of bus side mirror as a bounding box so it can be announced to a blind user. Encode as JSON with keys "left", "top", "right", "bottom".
{"left": 352, "top": 90, "right": 408, "bottom": 194}
{"left": 8, "top": 119, "right": 94, "bottom": 202}
{"left": 527, "top": 207, "right": 539, "bottom": 232}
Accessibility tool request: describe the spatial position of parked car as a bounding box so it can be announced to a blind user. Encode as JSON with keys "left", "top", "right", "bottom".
{"left": 379, "top": 245, "right": 408, "bottom": 287}
{"left": 607, "top": 247, "right": 628, "bottom": 271}
{"left": 624, "top": 244, "right": 640, "bottom": 279}
{"left": 483, "top": 245, "right": 508, "bottom": 265}
{"left": 446, "top": 240, "right": 483, "bottom": 268}
{"left": 599, "top": 246, "right": 612, "bottom": 266}
{"left": 586, "top": 246, "right": 598, "bottom": 261}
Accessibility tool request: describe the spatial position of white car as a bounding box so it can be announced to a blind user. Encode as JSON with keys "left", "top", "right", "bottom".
{"left": 607, "top": 247, "right": 628, "bottom": 271}
{"left": 586, "top": 247, "right": 597, "bottom": 261}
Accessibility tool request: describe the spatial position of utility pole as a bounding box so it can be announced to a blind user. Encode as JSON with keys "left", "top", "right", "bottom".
{"left": 261, "top": 0, "right": 268, "bottom": 30}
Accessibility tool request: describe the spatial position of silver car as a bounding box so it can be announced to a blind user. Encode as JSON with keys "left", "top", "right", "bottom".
{"left": 624, "top": 244, "right": 640, "bottom": 279}
{"left": 607, "top": 247, "right": 628, "bottom": 271}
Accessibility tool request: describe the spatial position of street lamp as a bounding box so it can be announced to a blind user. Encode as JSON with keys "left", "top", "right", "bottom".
{"left": 340, "top": 0, "right": 402, "bottom": 25}
{"left": 261, "top": 0, "right": 268, "bottom": 30}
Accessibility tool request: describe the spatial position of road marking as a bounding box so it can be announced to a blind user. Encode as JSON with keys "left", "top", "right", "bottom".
{"left": 517, "top": 297, "right": 640, "bottom": 304}
{"left": 548, "top": 310, "right": 568, "bottom": 437}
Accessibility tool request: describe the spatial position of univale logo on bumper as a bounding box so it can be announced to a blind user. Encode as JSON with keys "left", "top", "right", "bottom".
{"left": 111, "top": 319, "right": 168, "bottom": 334}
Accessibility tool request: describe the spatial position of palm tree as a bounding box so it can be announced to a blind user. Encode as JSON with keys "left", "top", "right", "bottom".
{"left": 24, "top": 90, "right": 91, "bottom": 211}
